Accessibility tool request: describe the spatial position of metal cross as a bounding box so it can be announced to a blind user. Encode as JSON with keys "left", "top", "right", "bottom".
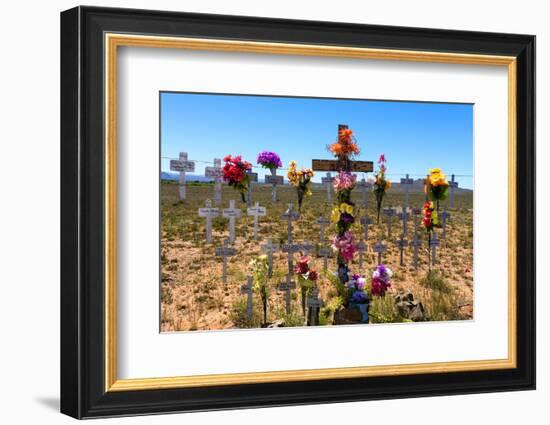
{"left": 430, "top": 233, "right": 440, "bottom": 266}
{"left": 245, "top": 171, "right": 258, "bottom": 207}
{"left": 412, "top": 207, "right": 422, "bottom": 236}
{"left": 205, "top": 158, "right": 223, "bottom": 205}
{"left": 440, "top": 210, "right": 451, "bottom": 239}
{"left": 265, "top": 171, "right": 284, "bottom": 203}
{"left": 247, "top": 201, "right": 266, "bottom": 241}
{"left": 280, "top": 203, "right": 300, "bottom": 243}
{"left": 449, "top": 174, "right": 459, "bottom": 208}
{"left": 360, "top": 216, "right": 372, "bottom": 241}
{"left": 357, "top": 177, "right": 372, "bottom": 209}
{"left": 282, "top": 242, "right": 303, "bottom": 273}
{"left": 356, "top": 240, "right": 367, "bottom": 270}
{"left": 318, "top": 246, "right": 332, "bottom": 271}
{"left": 198, "top": 199, "right": 219, "bottom": 243}
{"left": 373, "top": 241, "right": 387, "bottom": 265}
{"left": 321, "top": 172, "right": 334, "bottom": 203}
{"left": 397, "top": 207, "right": 410, "bottom": 237}
{"left": 306, "top": 287, "right": 323, "bottom": 326}
{"left": 395, "top": 235, "right": 409, "bottom": 266}
{"left": 278, "top": 274, "right": 296, "bottom": 314}
{"left": 260, "top": 238, "right": 279, "bottom": 277}
{"left": 240, "top": 276, "right": 254, "bottom": 318}
{"left": 383, "top": 208, "right": 396, "bottom": 238}
{"left": 400, "top": 173, "right": 414, "bottom": 208}
{"left": 170, "top": 152, "right": 195, "bottom": 200}
{"left": 215, "top": 239, "right": 237, "bottom": 284}
{"left": 316, "top": 216, "right": 331, "bottom": 242}
{"left": 222, "top": 199, "right": 242, "bottom": 244}
{"left": 410, "top": 234, "right": 422, "bottom": 270}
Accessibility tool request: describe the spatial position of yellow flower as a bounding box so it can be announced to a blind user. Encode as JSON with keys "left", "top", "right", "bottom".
{"left": 340, "top": 203, "right": 354, "bottom": 216}
{"left": 331, "top": 206, "right": 341, "bottom": 223}
{"left": 428, "top": 168, "right": 448, "bottom": 187}
{"left": 385, "top": 180, "right": 391, "bottom": 190}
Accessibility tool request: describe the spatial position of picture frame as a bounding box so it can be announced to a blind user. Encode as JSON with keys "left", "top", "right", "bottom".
{"left": 60, "top": 5, "right": 535, "bottom": 419}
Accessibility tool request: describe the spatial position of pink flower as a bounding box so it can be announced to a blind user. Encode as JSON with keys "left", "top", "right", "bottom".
{"left": 333, "top": 171, "right": 357, "bottom": 191}
{"left": 331, "top": 231, "right": 356, "bottom": 262}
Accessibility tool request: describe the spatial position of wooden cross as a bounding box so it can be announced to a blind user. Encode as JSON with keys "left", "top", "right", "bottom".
{"left": 356, "top": 240, "right": 367, "bottom": 270}
{"left": 170, "top": 152, "right": 195, "bottom": 200}
{"left": 400, "top": 174, "right": 414, "bottom": 208}
{"left": 357, "top": 177, "right": 372, "bottom": 208}
{"left": 449, "top": 174, "right": 459, "bottom": 208}
{"left": 306, "top": 287, "right": 323, "bottom": 326}
{"left": 383, "top": 207, "right": 396, "bottom": 238}
{"left": 222, "top": 200, "right": 242, "bottom": 244}
{"left": 247, "top": 201, "right": 266, "bottom": 241}
{"left": 395, "top": 235, "right": 409, "bottom": 266}
{"left": 318, "top": 246, "right": 332, "bottom": 271}
{"left": 373, "top": 241, "right": 387, "bottom": 265}
{"left": 316, "top": 216, "right": 330, "bottom": 242}
{"left": 205, "top": 158, "right": 222, "bottom": 205}
{"left": 278, "top": 274, "right": 296, "bottom": 314}
{"left": 245, "top": 171, "right": 258, "bottom": 207}
{"left": 410, "top": 234, "right": 422, "bottom": 269}
{"left": 412, "top": 207, "right": 422, "bottom": 236}
{"left": 397, "top": 207, "right": 410, "bottom": 236}
{"left": 215, "top": 239, "right": 237, "bottom": 284}
{"left": 360, "top": 216, "right": 372, "bottom": 241}
{"left": 312, "top": 124, "right": 373, "bottom": 173}
{"left": 440, "top": 210, "right": 451, "bottom": 239}
{"left": 321, "top": 172, "right": 334, "bottom": 203}
{"left": 282, "top": 242, "right": 303, "bottom": 273}
{"left": 260, "top": 238, "right": 279, "bottom": 277}
{"left": 430, "top": 233, "right": 440, "bottom": 265}
{"left": 198, "top": 199, "right": 219, "bottom": 243}
{"left": 280, "top": 203, "right": 300, "bottom": 243}
{"left": 240, "top": 276, "right": 254, "bottom": 318}
{"left": 265, "top": 171, "right": 284, "bottom": 203}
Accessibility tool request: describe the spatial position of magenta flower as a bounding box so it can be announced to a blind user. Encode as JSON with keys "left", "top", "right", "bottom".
{"left": 333, "top": 171, "right": 357, "bottom": 191}
{"left": 257, "top": 151, "right": 282, "bottom": 170}
{"left": 331, "top": 231, "right": 356, "bottom": 262}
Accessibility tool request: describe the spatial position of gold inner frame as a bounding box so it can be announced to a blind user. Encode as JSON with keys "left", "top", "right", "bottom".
{"left": 104, "top": 33, "right": 517, "bottom": 392}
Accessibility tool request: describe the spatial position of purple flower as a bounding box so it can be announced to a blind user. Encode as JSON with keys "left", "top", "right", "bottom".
{"left": 340, "top": 213, "right": 354, "bottom": 224}
{"left": 257, "top": 151, "right": 282, "bottom": 169}
{"left": 350, "top": 291, "right": 369, "bottom": 304}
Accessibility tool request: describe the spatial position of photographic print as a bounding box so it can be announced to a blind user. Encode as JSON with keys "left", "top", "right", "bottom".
{"left": 160, "top": 92, "right": 473, "bottom": 332}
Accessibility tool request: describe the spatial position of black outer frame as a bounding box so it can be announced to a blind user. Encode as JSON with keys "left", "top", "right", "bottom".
{"left": 60, "top": 5, "right": 535, "bottom": 419}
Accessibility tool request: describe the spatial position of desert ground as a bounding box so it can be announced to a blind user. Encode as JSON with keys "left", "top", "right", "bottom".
{"left": 160, "top": 180, "right": 473, "bottom": 332}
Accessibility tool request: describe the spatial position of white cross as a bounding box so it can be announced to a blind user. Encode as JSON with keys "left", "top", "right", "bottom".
{"left": 215, "top": 239, "right": 237, "bottom": 284}
{"left": 449, "top": 174, "right": 459, "bottom": 208}
{"left": 222, "top": 200, "right": 242, "bottom": 244}
{"left": 357, "top": 177, "right": 372, "bottom": 209}
{"left": 240, "top": 276, "right": 254, "bottom": 318}
{"left": 281, "top": 203, "right": 300, "bottom": 243}
{"left": 383, "top": 208, "right": 396, "bottom": 238}
{"left": 360, "top": 216, "right": 372, "bottom": 241}
{"left": 306, "top": 287, "right": 323, "bottom": 326}
{"left": 278, "top": 274, "right": 296, "bottom": 314}
{"left": 429, "top": 233, "right": 440, "bottom": 266}
{"left": 321, "top": 172, "right": 334, "bottom": 203}
{"left": 245, "top": 171, "right": 258, "bottom": 207}
{"left": 247, "top": 202, "right": 266, "bottom": 240}
{"left": 400, "top": 174, "right": 414, "bottom": 208}
{"left": 170, "top": 152, "right": 195, "bottom": 200}
{"left": 395, "top": 235, "right": 409, "bottom": 266}
{"left": 356, "top": 240, "right": 367, "bottom": 270}
{"left": 410, "top": 234, "right": 422, "bottom": 269}
{"left": 198, "top": 199, "right": 219, "bottom": 243}
{"left": 373, "top": 241, "right": 387, "bottom": 265}
{"left": 412, "top": 207, "right": 422, "bottom": 236}
{"left": 397, "top": 207, "right": 410, "bottom": 236}
{"left": 261, "top": 238, "right": 279, "bottom": 277}
{"left": 265, "top": 171, "right": 284, "bottom": 202}
{"left": 316, "top": 216, "right": 330, "bottom": 242}
{"left": 440, "top": 210, "right": 451, "bottom": 239}
{"left": 205, "top": 158, "right": 222, "bottom": 205}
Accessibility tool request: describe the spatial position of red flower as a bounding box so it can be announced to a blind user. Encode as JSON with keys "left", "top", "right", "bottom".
{"left": 308, "top": 270, "right": 318, "bottom": 281}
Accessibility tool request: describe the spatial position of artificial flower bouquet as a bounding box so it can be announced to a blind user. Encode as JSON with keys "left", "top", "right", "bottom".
{"left": 425, "top": 167, "right": 449, "bottom": 211}
{"left": 345, "top": 273, "right": 369, "bottom": 322}
{"left": 294, "top": 255, "right": 318, "bottom": 316}
{"left": 256, "top": 151, "right": 282, "bottom": 172}
{"left": 373, "top": 154, "right": 391, "bottom": 223}
{"left": 287, "top": 160, "right": 314, "bottom": 211}
{"left": 222, "top": 155, "right": 252, "bottom": 202}
{"left": 249, "top": 254, "right": 269, "bottom": 324}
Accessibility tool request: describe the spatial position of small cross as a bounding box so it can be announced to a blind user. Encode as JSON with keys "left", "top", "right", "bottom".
{"left": 449, "top": 174, "right": 459, "bottom": 208}
{"left": 383, "top": 208, "right": 396, "bottom": 238}
{"left": 245, "top": 171, "right": 258, "bottom": 207}
{"left": 247, "top": 201, "right": 266, "bottom": 241}
{"left": 360, "top": 216, "right": 372, "bottom": 241}
{"left": 400, "top": 174, "right": 414, "bottom": 208}
{"left": 394, "top": 235, "right": 409, "bottom": 266}
{"left": 278, "top": 274, "right": 296, "bottom": 314}
{"left": 222, "top": 200, "right": 242, "bottom": 244}
{"left": 373, "top": 241, "right": 387, "bottom": 265}
{"left": 261, "top": 238, "right": 279, "bottom": 277}
{"left": 410, "top": 234, "right": 422, "bottom": 269}
{"left": 356, "top": 240, "right": 367, "bottom": 270}
{"left": 357, "top": 177, "right": 372, "bottom": 209}
{"left": 412, "top": 207, "right": 422, "bottom": 236}
{"left": 282, "top": 242, "right": 305, "bottom": 273}
{"left": 316, "top": 216, "right": 331, "bottom": 242}
{"left": 280, "top": 203, "right": 300, "bottom": 243}
{"left": 440, "top": 210, "right": 451, "bottom": 239}
{"left": 170, "top": 152, "right": 195, "bottom": 200}
{"left": 306, "top": 287, "right": 323, "bottom": 326}
{"left": 397, "top": 207, "right": 410, "bottom": 237}
{"left": 240, "top": 276, "right": 254, "bottom": 318}
{"left": 215, "top": 239, "right": 237, "bottom": 284}
{"left": 265, "top": 171, "right": 284, "bottom": 203}
{"left": 321, "top": 172, "right": 334, "bottom": 203}
{"left": 318, "top": 246, "right": 332, "bottom": 271}
{"left": 429, "top": 233, "right": 440, "bottom": 266}
{"left": 205, "top": 158, "right": 223, "bottom": 205}
{"left": 198, "top": 199, "right": 219, "bottom": 243}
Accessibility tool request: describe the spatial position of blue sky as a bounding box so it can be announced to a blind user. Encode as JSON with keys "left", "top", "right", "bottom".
{"left": 161, "top": 92, "right": 473, "bottom": 189}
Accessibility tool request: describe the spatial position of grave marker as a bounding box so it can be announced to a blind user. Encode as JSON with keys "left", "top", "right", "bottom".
{"left": 357, "top": 177, "right": 372, "bottom": 208}
{"left": 215, "top": 239, "right": 237, "bottom": 284}
{"left": 198, "top": 199, "right": 219, "bottom": 243}
{"left": 247, "top": 202, "right": 266, "bottom": 241}
{"left": 245, "top": 171, "right": 258, "bottom": 207}
{"left": 373, "top": 241, "right": 387, "bottom": 265}
{"left": 383, "top": 207, "right": 396, "bottom": 238}
{"left": 410, "top": 234, "right": 422, "bottom": 269}
{"left": 412, "top": 207, "right": 422, "bottom": 236}
{"left": 395, "top": 235, "right": 409, "bottom": 266}
{"left": 170, "top": 152, "right": 195, "bottom": 200}
{"left": 240, "top": 276, "right": 254, "bottom": 318}
{"left": 430, "top": 233, "right": 440, "bottom": 266}
{"left": 316, "top": 216, "right": 330, "bottom": 242}
{"left": 360, "top": 216, "right": 372, "bottom": 241}
{"left": 265, "top": 172, "right": 284, "bottom": 203}
{"left": 400, "top": 174, "right": 414, "bottom": 208}
{"left": 318, "top": 246, "right": 332, "bottom": 271}
{"left": 397, "top": 207, "right": 410, "bottom": 236}
{"left": 449, "top": 174, "right": 459, "bottom": 208}
{"left": 222, "top": 200, "right": 242, "bottom": 244}
{"left": 278, "top": 274, "right": 296, "bottom": 314}
{"left": 260, "top": 238, "right": 279, "bottom": 277}
{"left": 205, "top": 158, "right": 222, "bottom": 205}
{"left": 440, "top": 210, "right": 451, "bottom": 239}
{"left": 280, "top": 203, "right": 300, "bottom": 243}
{"left": 356, "top": 240, "right": 367, "bottom": 270}
{"left": 321, "top": 172, "right": 334, "bottom": 203}
{"left": 306, "top": 287, "right": 323, "bottom": 326}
